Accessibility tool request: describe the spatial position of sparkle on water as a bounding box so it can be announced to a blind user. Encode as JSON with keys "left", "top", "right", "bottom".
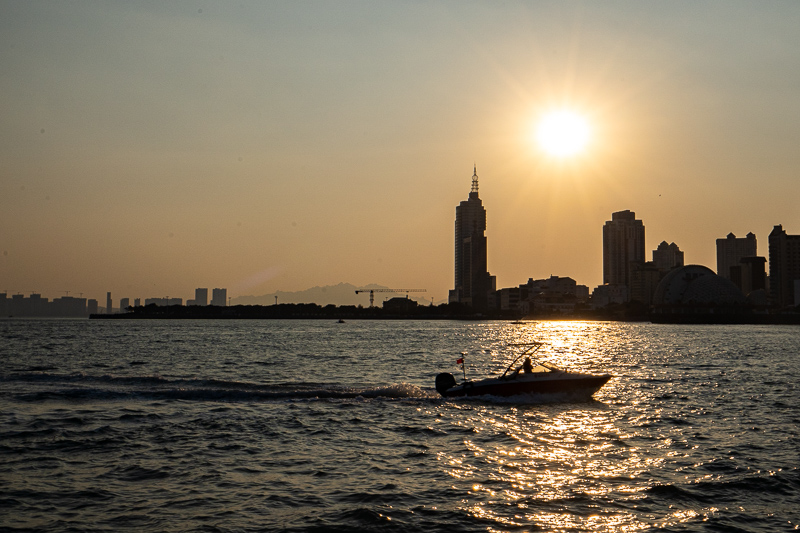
{"left": 0, "top": 319, "right": 798, "bottom": 532}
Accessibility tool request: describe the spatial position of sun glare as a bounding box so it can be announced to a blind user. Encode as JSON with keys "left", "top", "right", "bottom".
{"left": 535, "top": 110, "right": 591, "bottom": 157}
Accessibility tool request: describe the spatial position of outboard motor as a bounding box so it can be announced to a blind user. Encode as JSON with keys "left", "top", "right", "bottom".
{"left": 435, "top": 372, "right": 457, "bottom": 396}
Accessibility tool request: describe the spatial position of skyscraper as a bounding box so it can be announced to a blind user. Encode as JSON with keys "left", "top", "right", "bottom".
{"left": 768, "top": 225, "right": 800, "bottom": 308}
{"left": 449, "top": 166, "right": 494, "bottom": 310}
{"left": 194, "top": 288, "right": 208, "bottom": 306}
{"left": 602, "top": 210, "right": 645, "bottom": 292}
{"left": 730, "top": 256, "right": 766, "bottom": 297}
{"left": 716, "top": 232, "right": 757, "bottom": 280}
{"left": 652, "top": 241, "right": 684, "bottom": 272}
{"left": 211, "top": 288, "right": 227, "bottom": 306}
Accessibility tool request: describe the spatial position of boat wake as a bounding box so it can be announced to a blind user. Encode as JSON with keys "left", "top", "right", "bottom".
{"left": 1, "top": 371, "right": 440, "bottom": 403}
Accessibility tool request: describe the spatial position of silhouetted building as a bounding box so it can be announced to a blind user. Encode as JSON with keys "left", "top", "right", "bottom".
{"left": 119, "top": 298, "right": 130, "bottom": 312}
{"left": 498, "top": 276, "right": 587, "bottom": 314}
{"left": 134, "top": 298, "right": 141, "bottom": 307}
{"left": 497, "top": 287, "right": 522, "bottom": 311}
{"left": 88, "top": 299, "right": 99, "bottom": 315}
{"left": 629, "top": 261, "right": 663, "bottom": 305}
{"left": 651, "top": 265, "right": 748, "bottom": 321}
{"left": 382, "top": 296, "right": 418, "bottom": 313}
{"left": 523, "top": 276, "right": 583, "bottom": 314}
{"left": 145, "top": 297, "right": 183, "bottom": 306}
{"left": 590, "top": 284, "right": 627, "bottom": 308}
{"left": 194, "top": 288, "right": 208, "bottom": 306}
{"left": 652, "top": 241, "right": 684, "bottom": 272}
{"left": 1, "top": 293, "right": 89, "bottom": 317}
{"left": 7, "top": 293, "right": 49, "bottom": 316}
{"left": 29, "top": 293, "right": 47, "bottom": 316}
{"left": 716, "top": 232, "right": 757, "bottom": 280}
{"left": 603, "top": 210, "right": 645, "bottom": 299}
{"left": 52, "top": 296, "right": 88, "bottom": 317}
{"left": 729, "top": 256, "right": 767, "bottom": 297}
{"left": 621, "top": 242, "right": 685, "bottom": 305}
{"left": 576, "top": 285, "right": 590, "bottom": 301}
{"left": 211, "top": 288, "right": 227, "bottom": 306}
{"left": 769, "top": 224, "right": 800, "bottom": 308}
{"left": 449, "top": 166, "right": 495, "bottom": 310}
{"left": 107, "top": 292, "right": 112, "bottom": 314}
{"left": 523, "top": 275, "right": 579, "bottom": 297}
{"left": 11, "top": 294, "right": 27, "bottom": 316}
{"left": 529, "top": 292, "right": 579, "bottom": 315}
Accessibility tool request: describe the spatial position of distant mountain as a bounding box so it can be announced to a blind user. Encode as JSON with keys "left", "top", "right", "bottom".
{"left": 230, "top": 283, "right": 432, "bottom": 307}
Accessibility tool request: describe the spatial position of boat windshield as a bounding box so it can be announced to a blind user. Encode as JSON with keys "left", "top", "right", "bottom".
{"left": 538, "top": 361, "right": 562, "bottom": 372}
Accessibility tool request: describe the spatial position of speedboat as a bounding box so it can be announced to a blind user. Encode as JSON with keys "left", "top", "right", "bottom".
{"left": 435, "top": 342, "right": 612, "bottom": 400}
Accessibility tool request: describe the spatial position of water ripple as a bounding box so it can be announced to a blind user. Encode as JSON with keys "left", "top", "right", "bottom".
{"left": 1, "top": 320, "right": 799, "bottom": 532}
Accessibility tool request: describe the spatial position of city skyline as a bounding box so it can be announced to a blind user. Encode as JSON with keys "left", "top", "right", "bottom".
{"left": 2, "top": 189, "right": 787, "bottom": 309}
{"left": 3, "top": 2, "right": 800, "bottom": 303}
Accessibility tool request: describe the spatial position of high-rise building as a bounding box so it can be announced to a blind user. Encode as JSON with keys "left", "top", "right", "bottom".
{"left": 29, "top": 293, "right": 47, "bottom": 316}
{"left": 449, "top": 166, "right": 495, "bottom": 310}
{"left": 52, "top": 296, "right": 87, "bottom": 317}
{"left": 11, "top": 294, "right": 27, "bottom": 316}
{"left": 716, "top": 232, "right": 757, "bottom": 280}
{"left": 768, "top": 225, "right": 800, "bottom": 308}
{"left": 652, "top": 241, "right": 684, "bottom": 272}
{"left": 629, "top": 262, "right": 663, "bottom": 305}
{"left": 730, "top": 256, "right": 767, "bottom": 297}
{"left": 211, "top": 288, "right": 227, "bottom": 306}
{"left": 602, "top": 210, "right": 645, "bottom": 292}
{"left": 106, "top": 292, "right": 112, "bottom": 314}
{"left": 119, "top": 298, "right": 130, "bottom": 311}
{"left": 194, "top": 288, "right": 208, "bottom": 306}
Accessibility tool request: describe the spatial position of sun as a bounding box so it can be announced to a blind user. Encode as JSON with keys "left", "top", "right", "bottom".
{"left": 535, "top": 110, "right": 591, "bottom": 157}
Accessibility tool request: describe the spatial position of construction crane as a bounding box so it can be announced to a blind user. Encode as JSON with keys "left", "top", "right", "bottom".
{"left": 355, "top": 288, "right": 427, "bottom": 308}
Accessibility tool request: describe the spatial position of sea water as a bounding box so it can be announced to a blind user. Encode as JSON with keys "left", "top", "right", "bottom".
{"left": 0, "top": 319, "right": 798, "bottom": 532}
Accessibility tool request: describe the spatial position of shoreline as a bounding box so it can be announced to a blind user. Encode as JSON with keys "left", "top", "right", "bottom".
{"left": 86, "top": 303, "right": 800, "bottom": 325}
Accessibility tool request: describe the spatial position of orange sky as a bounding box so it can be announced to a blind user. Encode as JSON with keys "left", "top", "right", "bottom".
{"left": 2, "top": 2, "right": 800, "bottom": 304}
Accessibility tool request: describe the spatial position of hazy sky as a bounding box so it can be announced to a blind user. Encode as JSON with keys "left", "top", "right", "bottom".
{"left": 3, "top": 1, "right": 800, "bottom": 303}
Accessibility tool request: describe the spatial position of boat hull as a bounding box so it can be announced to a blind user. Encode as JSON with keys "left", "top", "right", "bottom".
{"left": 440, "top": 373, "right": 611, "bottom": 399}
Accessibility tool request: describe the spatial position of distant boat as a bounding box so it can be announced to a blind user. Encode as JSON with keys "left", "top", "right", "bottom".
{"left": 435, "top": 342, "right": 611, "bottom": 400}
{"left": 337, "top": 318, "right": 346, "bottom": 324}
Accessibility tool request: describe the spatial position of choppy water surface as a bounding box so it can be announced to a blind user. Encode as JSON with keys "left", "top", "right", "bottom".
{"left": 1, "top": 319, "right": 798, "bottom": 532}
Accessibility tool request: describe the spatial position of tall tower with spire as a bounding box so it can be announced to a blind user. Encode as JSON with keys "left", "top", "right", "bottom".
{"left": 450, "top": 166, "right": 494, "bottom": 309}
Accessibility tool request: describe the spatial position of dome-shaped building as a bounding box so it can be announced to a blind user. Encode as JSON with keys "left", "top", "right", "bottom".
{"left": 651, "top": 265, "right": 749, "bottom": 322}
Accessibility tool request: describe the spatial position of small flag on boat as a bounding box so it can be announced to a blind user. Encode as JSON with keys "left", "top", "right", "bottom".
{"left": 456, "top": 358, "right": 464, "bottom": 365}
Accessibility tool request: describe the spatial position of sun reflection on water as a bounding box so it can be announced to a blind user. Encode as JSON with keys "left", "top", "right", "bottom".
{"left": 435, "top": 320, "right": 735, "bottom": 531}
{"left": 473, "top": 321, "right": 629, "bottom": 379}
{"left": 439, "top": 401, "right": 652, "bottom": 531}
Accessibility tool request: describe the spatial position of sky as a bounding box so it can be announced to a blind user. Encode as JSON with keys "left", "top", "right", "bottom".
{"left": 3, "top": 1, "right": 800, "bottom": 304}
